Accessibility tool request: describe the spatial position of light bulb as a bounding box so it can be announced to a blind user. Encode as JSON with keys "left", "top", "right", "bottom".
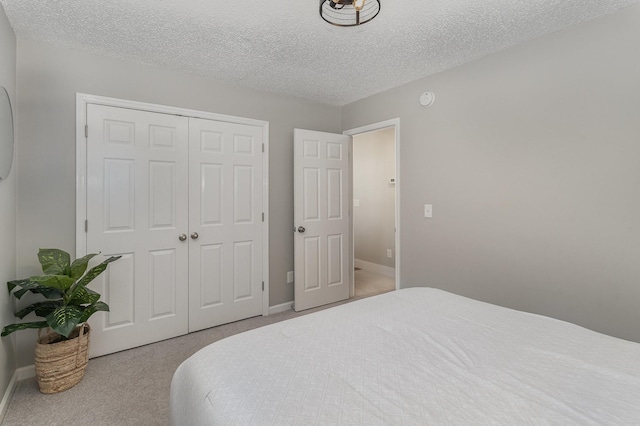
{"left": 353, "top": 0, "right": 365, "bottom": 11}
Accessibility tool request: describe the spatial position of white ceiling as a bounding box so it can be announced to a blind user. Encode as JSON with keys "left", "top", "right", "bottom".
{"left": 1, "top": 0, "right": 639, "bottom": 106}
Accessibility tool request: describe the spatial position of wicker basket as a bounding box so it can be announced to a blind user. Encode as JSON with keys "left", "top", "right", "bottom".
{"left": 34, "top": 324, "right": 90, "bottom": 394}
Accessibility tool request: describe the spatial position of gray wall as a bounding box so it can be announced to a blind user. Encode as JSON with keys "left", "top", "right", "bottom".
{"left": 0, "top": 2, "right": 16, "bottom": 406}
{"left": 15, "top": 39, "right": 341, "bottom": 366}
{"left": 353, "top": 128, "right": 395, "bottom": 268}
{"left": 342, "top": 5, "right": 640, "bottom": 343}
{"left": 9, "top": 1, "right": 640, "bottom": 372}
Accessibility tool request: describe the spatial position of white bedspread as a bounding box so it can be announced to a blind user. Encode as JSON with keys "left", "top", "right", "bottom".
{"left": 170, "top": 288, "right": 640, "bottom": 425}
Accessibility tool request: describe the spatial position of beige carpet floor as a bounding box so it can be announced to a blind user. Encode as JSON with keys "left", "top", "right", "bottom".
{"left": 354, "top": 268, "right": 395, "bottom": 297}
{"left": 3, "top": 270, "right": 394, "bottom": 426}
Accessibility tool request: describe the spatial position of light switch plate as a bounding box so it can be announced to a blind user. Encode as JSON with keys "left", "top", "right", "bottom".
{"left": 287, "top": 271, "right": 294, "bottom": 284}
{"left": 424, "top": 204, "right": 433, "bottom": 218}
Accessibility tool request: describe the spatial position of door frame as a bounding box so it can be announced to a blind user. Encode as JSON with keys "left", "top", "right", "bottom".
{"left": 75, "top": 93, "right": 270, "bottom": 316}
{"left": 343, "top": 118, "right": 401, "bottom": 297}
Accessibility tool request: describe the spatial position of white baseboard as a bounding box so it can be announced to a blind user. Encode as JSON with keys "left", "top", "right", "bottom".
{"left": 355, "top": 259, "right": 395, "bottom": 278}
{"left": 0, "top": 365, "right": 34, "bottom": 422}
{"left": 16, "top": 365, "right": 35, "bottom": 381}
{"left": 268, "top": 301, "right": 294, "bottom": 315}
{"left": 0, "top": 371, "right": 17, "bottom": 422}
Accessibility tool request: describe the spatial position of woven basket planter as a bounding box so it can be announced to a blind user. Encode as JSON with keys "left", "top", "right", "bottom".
{"left": 34, "top": 324, "right": 91, "bottom": 394}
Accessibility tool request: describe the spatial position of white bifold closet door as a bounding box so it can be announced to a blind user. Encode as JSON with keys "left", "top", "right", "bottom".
{"left": 188, "top": 117, "right": 264, "bottom": 332}
{"left": 86, "top": 104, "right": 263, "bottom": 357}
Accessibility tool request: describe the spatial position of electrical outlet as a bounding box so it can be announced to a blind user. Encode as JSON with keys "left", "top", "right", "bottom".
{"left": 424, "top": 204, "right": 433, "bottom": 218}
{"left": 287, "top": 271, "right": 294, "bottom": 284}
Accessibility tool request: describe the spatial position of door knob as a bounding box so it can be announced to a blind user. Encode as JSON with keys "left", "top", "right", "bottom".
{"left": 297, "top": 226, "right": 305, "bottom": 233}
{"left": 178, "top": 234, "right": 187, "bottom": 241}
{"left": 191, "top": 232, "right": 199, "bottom": 240}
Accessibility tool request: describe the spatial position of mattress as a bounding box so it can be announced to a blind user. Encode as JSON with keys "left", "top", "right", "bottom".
{"left": 170, "top": 288, "right": 640, "bottom": 425}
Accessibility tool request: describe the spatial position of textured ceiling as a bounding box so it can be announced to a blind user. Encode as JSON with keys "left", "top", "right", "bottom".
{"left": 1, "top": 0, "right": 639, "bottom": 105}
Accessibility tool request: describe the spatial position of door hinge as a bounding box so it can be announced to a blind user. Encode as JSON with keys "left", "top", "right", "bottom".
{"left": 262, "top": 212, "right": 264, "bottom": 222}
{"left": 85, "top": 125, "right": 88, "bottom": 138}
{"left": 262, "top": 143, "right": 265, "bottom": 153}
{"left": 84, "top": 220, "right": 88, "bottom": 232}
{"left": 262, "top": 281, "right": 264, "bottom": 291}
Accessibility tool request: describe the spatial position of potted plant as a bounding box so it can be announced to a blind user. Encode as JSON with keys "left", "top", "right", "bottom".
{"left": 1, "top": 248, "right": 120, "bottom": 393}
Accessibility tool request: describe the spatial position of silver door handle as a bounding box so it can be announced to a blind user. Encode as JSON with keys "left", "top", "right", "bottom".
{"left": 191, "top": 232, "right": 199, "bottom": 240}
{"left": 178, "top": 234, "right": 187, "bottom": 241}
{"left": 297, "top": 226, "right": 305, "bottom": 233}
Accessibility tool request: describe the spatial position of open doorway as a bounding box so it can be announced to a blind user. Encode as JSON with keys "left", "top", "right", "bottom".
{"left": 344, "top": 119, "right": 400, "bottom": 298}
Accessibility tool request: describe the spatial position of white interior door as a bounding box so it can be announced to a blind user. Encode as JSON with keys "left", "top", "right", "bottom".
{"left": 86, "top": 104, "right": 189, "bottom": 357}
{"left": 188, "top": 118, "right": 264, "bottom": 332}
{"left": 294, "top": 129, "right": 351, "bottom": 311}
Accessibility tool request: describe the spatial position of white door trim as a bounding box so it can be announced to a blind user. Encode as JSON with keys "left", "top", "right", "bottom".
{"left": 75, "top": 93, "right": 270, "bottom": 316}
{"left": 343, "top": 118, "right": 401, "bottom": 297}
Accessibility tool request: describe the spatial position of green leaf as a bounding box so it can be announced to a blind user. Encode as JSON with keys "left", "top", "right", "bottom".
{"left": 4, "top": 252, "right": 119, "bottom": 338}
{"left": 45, "top": 306, "right": 83, "bottom": 338}
{"left": 79, "top": 301, "right": 110, "bottom": 323}
{"left": 14, "top": 301, "right": 62, "bottom": 319}
{"left": 8, "top": 279, "right": 40, "bottom": 298}
{"left": 75, "top": 256, "right": 121, "bottom": 289}
{"left": 38, "top": 288, "right": 65, "bottom": 299}
{"left": 68, "top": 286, "right": 101, "bottom": 306}
{"left": 38, "top": 248, "right": 71, "bottom": 276}
{"left": 30, "top": 274, "right": 75, "bottom": 292}
{"left": 8, "top": 279, "right": 64, "bottom": 300}
{"left": 14, "top": 286, "right": 64, "bottom": 300}
{"left": 7, "top": 279, "right": 31, "bottom": 294}
{"left": 70, "top": 253, "right": 99, "bottom": 280}
{"left": 1, "top": 321, "right": 48, "bottom": 337}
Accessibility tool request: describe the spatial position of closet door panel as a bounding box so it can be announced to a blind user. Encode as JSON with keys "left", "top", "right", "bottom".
{"left": 188, "top": 118, "right": 264, "bottom": 332}
{"left": 86, "top": 104, "right": 189, "bottom": 357}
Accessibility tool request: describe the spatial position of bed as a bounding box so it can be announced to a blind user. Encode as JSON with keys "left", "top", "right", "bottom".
{"left": 170, "top": 288, "right": 640, "bottom": 425}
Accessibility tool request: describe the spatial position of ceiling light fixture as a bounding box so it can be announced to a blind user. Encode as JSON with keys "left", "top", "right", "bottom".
{"left": 319, "top": 0, "right": 381, "bottom": 27}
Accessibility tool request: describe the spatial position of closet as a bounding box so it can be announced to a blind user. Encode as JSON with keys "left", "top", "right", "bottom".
{"left": 79, "top": 98, "right": 267, "bottom": 357}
